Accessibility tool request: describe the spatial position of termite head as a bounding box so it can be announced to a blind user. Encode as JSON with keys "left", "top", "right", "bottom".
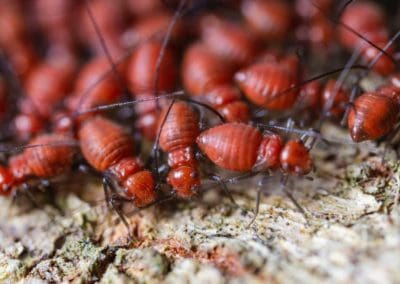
{"left": 110, "top": 158, "right": 157, "bottom": 208}
{"left": 280, "top": 140, "right": 313, "bottom": 175}
{"left": 123, "top": 170, "right": 156, "bottom": 208}
{"left": 167, "top": 165, "right": 201, "bottom": 199}
{"left": 0, "top": 166, "right": 15, "bottom": 196}
{"left": 254, "top": 134, "right": 283, "bottom": 171}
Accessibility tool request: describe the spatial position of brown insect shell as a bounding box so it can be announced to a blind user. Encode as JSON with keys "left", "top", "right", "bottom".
{"left": 280, "top": 140, "right": 313, "bottom": 175}
{"left": 200, "top": 14, "right": 259, "bottom": 68}
{"left": 78, "top": 116, "right": 156, "bottom": 207}
{"left": 235, "top": 63, "right": 299, "bottom": 110}
{"left": 182, "top": 43, "right": 234, "bottom": 96}
{"left": 241, "top": 0, "right": 293, "bottom": 42}
{"left": 9, "top": 133, "right": 75, "bottom": 183}
{"left": 158, "top": 101, "right": 201, "bottom": 198}
{"left": 196, "top": 123, "right": 283, "bottom": 172}
{"left": 126, "top": 40, "right": 177, "bottom": 95}
{"left": 347, "top": 91, "right": 399, "bottom": 142}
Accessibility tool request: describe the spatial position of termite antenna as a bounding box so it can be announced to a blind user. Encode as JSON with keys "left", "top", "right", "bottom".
{"left": 310, "top": 0, "right": 398, "bottom": 67}
{"left": 72, "top": 91, "right": 185, "bottom": 117}
{"left": 83, "top": 0, "right": 130, "bottom": 97}
{"left": 281, "top": 176, "right": 309, "bottom": 223}
{"left": 181, "top": 98, "right": 226, "bottom": 123}
{"left": 154, "top": 0, "right": 188, "bottom": 110}
{"left": 74, "top": 33, "right": 162, "bottom": 112}
{"left": 254, "top": 122, "right": 355, "bottom": 146}
{"left": 252, "top": 64, "right": 367, "bottom": 116}
{"left": 367, "top": 29, "right": 400, "bottom": 70}
{"left": 335, "top": 0, "right": 355, "bottom": 19}
{"left": 0, "top": 141, "right": 79, "bottom": 154}
{"left": 207, "top": 174, "right": 237, "bottom": 206}
{"left": 318, "top": 46, "right": 363, "bottom": 129}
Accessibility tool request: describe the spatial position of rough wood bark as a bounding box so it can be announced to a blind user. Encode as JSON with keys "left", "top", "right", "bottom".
{"left": 0, "top": 125, "right": 399, "bottom": 283}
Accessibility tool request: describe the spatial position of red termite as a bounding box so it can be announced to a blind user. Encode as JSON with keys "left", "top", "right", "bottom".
{"left": 338, "top": 1, "right": 395, "bottom": 75}
{"left": 235, "top": 52, "right": 351, "bottom": 118}
{"left": 294, "top": 0, "right": 335, "bottom": 49}
{"left": 196, "top": 123, "right": 312, "bottom": 176}
{"left": 78, "top": 116, "right": 156, "bottom": 208}
{"left": 65, "top": 57, "right": 124, "bottom": 114}
{"left": 0, "top": 1, "right": 38, "bottom": 79}
{"left": 32, "top": 0, "right": 80, "bottom": 67}
{"left": 126, "top": 40, "right": 178, "bottom": 95}
{"left": 182, "top": 43, "right": 250, "bottom": 122}
{"left": 158, "top": 101, "right": 201, "bottom": 198}
{"left": 234, "top": 61, "right": 300, "bottom": 111}
{"left": 347, "top": 85, "right": 400, "bottom": 142}
{"left": 241, "top": 0, "right": 293, "bottom": 42}
{"left": 200, "top": 14, "right": 259, "bottom": 68}
{"left": 13, "top": 62, "right": 75, "bottom": 140}
{"left": 78, "top": 0, "right": 126, "bottom": 59}
{"left": 0, "top": 133, "right": 76, "bottom": 196}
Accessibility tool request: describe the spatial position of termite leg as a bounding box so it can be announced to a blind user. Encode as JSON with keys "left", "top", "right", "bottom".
{"left": 247, "top": 185, "right": 262, "bottom": 228}
{"left": 102, "top": 176, "right": 133, "bottom": 241}
{"left": 341, "top": 84, "right": 360, "bottom": 127}
{"left": 208, "top": 174, "right": 237, "bottom": 206}
{"left": 281, "top": 176, "right": 309, "bottom": 224}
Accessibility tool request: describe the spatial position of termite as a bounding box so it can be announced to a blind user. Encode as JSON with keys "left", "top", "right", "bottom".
{"left": 0, "top": 134, "right": 77, "bottom": 198}
{"left": 241, "top": 0, "right": 293, "bottom": 43}
{"left": 13, "top": 62, "right": 75, "bottom": 140}
{"left": 78, "top": 115, "right": 157, "bottom": 232}
{"left": 158, "top": 101, "right": 201, "bottom": 198}
{"left": 338, "top": 1, "right": 395, "bottom": 75}
{"left": 196, "top": 122, "right": 312, "bottom": 175}
{"left": 199, "top": 14, "right": 260, "bottom": 68}
{"left": 182, "top": 42, "right": 250, "bottom": 122}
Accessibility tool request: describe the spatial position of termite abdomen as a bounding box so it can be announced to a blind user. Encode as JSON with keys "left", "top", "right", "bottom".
{"left": 347, "top": 92, "right": 399, "bottom": 142}
{"left": 126, "top": 40, "right": 177, "bottom": 95}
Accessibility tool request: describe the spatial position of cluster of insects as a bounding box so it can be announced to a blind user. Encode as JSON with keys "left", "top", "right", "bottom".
{"left": 0, "top": 0, "right": 399, "bottom": 237}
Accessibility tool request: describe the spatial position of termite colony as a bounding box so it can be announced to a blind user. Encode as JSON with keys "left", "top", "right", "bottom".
{"left": 0, "top": 0, "right": 399, "bottom": 237}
